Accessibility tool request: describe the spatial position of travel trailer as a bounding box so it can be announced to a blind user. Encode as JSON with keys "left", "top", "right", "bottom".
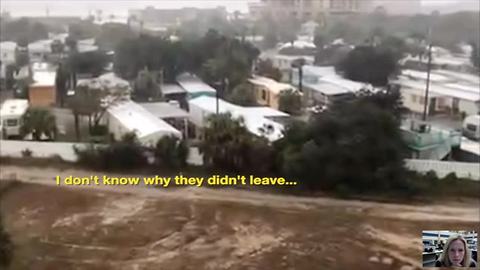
{"left": 0, "top": 99, "right": 29, "bottom": 138}
{"left": 463, "top": 115, "right": 480, "bottom": 140}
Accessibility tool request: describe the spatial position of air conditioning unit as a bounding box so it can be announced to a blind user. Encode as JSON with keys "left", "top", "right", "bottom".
{"left": 410, "top": 120, "right": 430, "bottom": 133}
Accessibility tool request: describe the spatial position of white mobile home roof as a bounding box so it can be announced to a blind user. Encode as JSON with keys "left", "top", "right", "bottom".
{"left": 32, "top": 71, "right": 56, "bottom": 87}
{"left": 461, "top": 137, "right": 480, "bottom": 156}
{"left": 0, "top": 99, "right": 29, "bottom": 117}
{"left": 189, "top": 95, "right": 239, "bottom": 117}
{"left": 400, "top": 85, "right": 443, "bottom": 98}
{"left": 248, "top": 76, "right": 296, "bottom": 94}
{"left": 162, "top": 84, "right": 186, "bottom": 95}
{"left": 77, "top": 44, "right": 99, "bottom": 53}
{"left": 0, "top": 41, "right": 17, "bottom": 52}
{"left": 402, "top": 69, "right": 450, "bottom": 83}
{"left": 304, "top": 81, "right": 352, "bottom": 96}
{"left": 444, "top": 83, "right": 479, "bottom": 94}
{"left": 302, "top": 65, "right": 336, "bottom": 78}
{"left": 188, "top": 96, "right": 288, "bottom": 142}
{"left": 299, "top": 65, "right": 367, "bottom": 95}
{"left": 395, "top": 76, "right": 480, "bottom": 102}
{"left": 30, "top": 62, "right": 57, "bottom": 87}
{"left": 279, "top": 40, "right": 316, "bottom": 49}
{"left": 77, "top": 72, "right": 132, "bottom": 94}
{"left": 320, "top": 76, "right": 365, "bottom": 92}
{"left": 432, "top": 70, "right": 480, "bottom": 85}
{"left": 107, "top": 101, "right": 181, "bottom": 140}
{"left": 176, "top": 73, "right": 216, "bottom": 95}
{"left": 271, "top": 54, "right": 315, "bottom": 63}
{"left": 241, "top": 107, "right": 289, "bottom": 118}
{"left": 140, "top": 102, "right": 189, "bottom": 119}
{"left": 98, "top": 72, "right": 131, "bottom": 89}
{"left": 28, "top": 40, "right": 52, "bottom": 53}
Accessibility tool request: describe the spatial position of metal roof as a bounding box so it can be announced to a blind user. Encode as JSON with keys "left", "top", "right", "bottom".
{"left": 107, "top": 101, "right": 181, "bottom": 139}
{"left": 176, "top": 73, "right": 216, "bottom": 94}
{"left": 402, "top": 69, "right": 451, "bottom": 83}
{"left": 32, "top": 71, "right": 56, "bottom": 87}
{"left": 241, "top": 107, "right": 289, "bottom": 118}
{"left": 0, "top": 99, "right": 29, "bottom": 117}
{"left": 461, "top": 137, "right": 480, "bottom": 156}
{"left": 162, "top": 84, "right": 186, "bottom": 95}
{"left": 395, "top": 76, "right": 480, "bottom": 102}
{"left": 248, "top": 76, "right": 296, "bottom": 94}
{"left": 139, "top": 102, "right": 189, "bottom": 119}
{"left": 188, "top": 96, "right": 288, "bottom": 142}
{"left": 302, "top": 65, "right": 337, "bottom": 77}
{"left": 0, "top": 41, "right": 17, "bottom": 51}
{"left": 304, "top": 82, "right": 352, "bottom": 96}
{"left": 432, "top": 70, "right": 480, "bottom": 85}
{"left": 298, "top": 65, "right": 367, "bottom": 96}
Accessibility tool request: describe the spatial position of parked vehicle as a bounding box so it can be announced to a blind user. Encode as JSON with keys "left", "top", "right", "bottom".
{"left": 423, "top": 240, "right": 436, "bottom": 253}
{"left": 463, "top": 115, "right": 480, "bottom": 140}
{"left": 0, "top": 99, "right": 29, "bottom": 138}
{"left": 467, "top": 239, "right": 477, "bottom": 251}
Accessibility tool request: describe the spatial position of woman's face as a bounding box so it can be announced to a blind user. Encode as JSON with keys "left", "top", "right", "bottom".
{"left": 448, "top": 239, "right": 465, "bottom": 266}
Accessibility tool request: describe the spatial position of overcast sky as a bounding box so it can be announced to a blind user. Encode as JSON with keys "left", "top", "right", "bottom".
{"left": 0, "top": 1, "right": 252, "bottom": 17}
{"left": 0, "top": 0, "right": 477, "bottom": 17}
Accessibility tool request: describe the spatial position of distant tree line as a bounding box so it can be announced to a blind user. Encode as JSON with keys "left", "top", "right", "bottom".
{"left": 114, "top": 29, "right": 260, "bottom": 91}
{"left": 0, "top": 18, "right": 49, "bottom": 43}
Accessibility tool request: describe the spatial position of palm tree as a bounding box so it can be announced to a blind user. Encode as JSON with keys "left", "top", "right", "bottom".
{"left": 279, "top": 88, "right": 302, "bottom": 115}
{"left": 199, "top": 113, "right": 253, "bottom": 172}
{"left": 155, "top": 136, "right": 189, "bottom": 169}
{"left": 291, "top": 57, "right": 306, "bottom": 92}
{"left": 20, "top": 108, "right": 57, "bottom": 141}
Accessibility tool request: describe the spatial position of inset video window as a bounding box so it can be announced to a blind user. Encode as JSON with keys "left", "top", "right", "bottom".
{"left": 423, "top": 230, "right": 478, "bottom": 268}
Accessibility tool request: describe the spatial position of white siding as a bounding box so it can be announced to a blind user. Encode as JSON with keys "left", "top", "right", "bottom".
{"left": 0, "top": 140, "right": 203, "bottom": 165}
{"left": 405, "top": 159, "right": 480, "bottom": 180}
{"left": 459, "top": 99, "right": 479, "bottom": 116}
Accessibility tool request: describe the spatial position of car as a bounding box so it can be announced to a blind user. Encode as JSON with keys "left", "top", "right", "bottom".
{"left": 423, "top": 240, "right": 436, "bottom": 253}
{"left": 467, "top": 239, "right": 477, "bottom": 251}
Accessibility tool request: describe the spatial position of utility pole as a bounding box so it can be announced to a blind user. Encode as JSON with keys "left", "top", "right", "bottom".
{"left": 215, "top": 77, "right": 228, "bottom": 115}
{"left": 216, "top": 86, "right": 219, "bottom": 115}
{"left": 292, "top": 58, "right": 305, "bottom": 92}
{"left": 422, "top": 28, "right": 433, "bottom": 122}
{"left": 298, "top": 65, "right": 303, "bottom": 93}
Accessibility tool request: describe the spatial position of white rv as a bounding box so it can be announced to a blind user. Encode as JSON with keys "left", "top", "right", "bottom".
{"left": 0, "top": 99, "right": 29, "bottom": 138}
{"left": 463, "top": 115, "right": 480, "bottom": 140}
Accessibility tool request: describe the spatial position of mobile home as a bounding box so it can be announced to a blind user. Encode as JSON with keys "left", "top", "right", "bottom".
{"left": 463, "top": 115, "right": 480, "bottom": 140}
{"left": 106, "top": 100, "right": 182, "bottom": 146}
{"left": 0, "top": 99, "right": 29, "bottom": 138}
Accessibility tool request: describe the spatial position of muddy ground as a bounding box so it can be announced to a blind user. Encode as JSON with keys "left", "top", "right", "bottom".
{"left": 0, "top": 165, "right": 479, "bottom": 270}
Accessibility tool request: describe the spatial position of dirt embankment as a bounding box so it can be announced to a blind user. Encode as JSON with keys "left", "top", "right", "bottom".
{"left": 0, "top": 166, "right": 479, "bottom": 270}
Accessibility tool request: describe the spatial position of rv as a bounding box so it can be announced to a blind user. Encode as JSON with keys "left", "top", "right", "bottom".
{"left": 463, "top": 115, "right": 480, "bottom": 140}
{"left": 0, "top": 99, "right": 29, "bottom": 138}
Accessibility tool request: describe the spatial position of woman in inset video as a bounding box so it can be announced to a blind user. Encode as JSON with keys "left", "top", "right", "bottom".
{"left": 435, "top": 234, "right": 477, "bottom": 267}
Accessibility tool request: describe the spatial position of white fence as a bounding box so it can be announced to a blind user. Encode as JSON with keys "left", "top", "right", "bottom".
{"left": 0, "top": 140, "right": 79, "bottom": 161}
{"left": 405, "top": 159, "right": 480, "bottom": 180}
{"left": 0, "top": 140, "right": 203, "bottom": 165}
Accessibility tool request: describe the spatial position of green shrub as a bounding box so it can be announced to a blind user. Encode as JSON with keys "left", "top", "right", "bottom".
{"left": 74, "top": 132, "right": 147, "bottom": 171}
{"left": 154, "top": 136, "right": 189, "bottom": 169}
{"left": 21, "top": 148, "right": 33, "bottom": 157}
{"left": 90, "top": 125, "right": 108, "bottom": 136}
